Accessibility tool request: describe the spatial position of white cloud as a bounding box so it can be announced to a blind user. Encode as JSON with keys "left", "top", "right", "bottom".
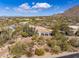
{"left": 19, "top": 3, "right": 31, "bottom": 10}
{"left": 15, "top": 2, "right": 52, "bottom": 14}
{"left": 18, "top": 2, "right": 52, "bottom": 11}
{"left": 32, "top": 3, "right": 51, "bottom": 9}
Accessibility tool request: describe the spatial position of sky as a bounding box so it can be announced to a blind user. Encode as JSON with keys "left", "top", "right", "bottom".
{"left": 0, "top": 0, "right": 79, "bottom": 16}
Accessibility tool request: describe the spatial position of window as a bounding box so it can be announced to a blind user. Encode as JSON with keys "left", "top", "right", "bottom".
{"left": 45, "top": 33, "right": 48, "bottom": 36}
{"left": 41, "top": 33, "right": 44, "bottom": 36}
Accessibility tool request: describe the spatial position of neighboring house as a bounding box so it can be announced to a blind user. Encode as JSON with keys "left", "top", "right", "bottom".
{"left": 69, "top": 25, "right": 79, "bottom": 34}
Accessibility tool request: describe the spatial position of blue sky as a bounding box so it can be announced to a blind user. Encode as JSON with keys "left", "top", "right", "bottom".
{"left": 0, "top": 0, "right": 79, "bottom": 16}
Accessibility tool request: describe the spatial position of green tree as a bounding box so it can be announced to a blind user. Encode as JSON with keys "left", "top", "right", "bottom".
{"left": 51, "top": 17, "right": 72, "bottom": 52}
{"left": 52, "top": 17, "right": 69, "bottom": 36}
{"left": 22, "top": 24, "right": 37, "bottom": 37}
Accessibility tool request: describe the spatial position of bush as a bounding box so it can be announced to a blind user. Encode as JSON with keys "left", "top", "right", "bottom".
{"left": 9, "top": 41, "right": 27, "bottom": 57}
{"left": 35, "top": 48, "right": 45, "bottom": 56}
{"left": 32, "top": 36, "right": 46, "bottom": 45}
{"left": 57, "top": 39, "right": 74, "bottom": 51}
{"left": 32, "top": 35, "right": 38, "bottom": 41}
{"left": 47, "top": 39, "right": 57, "bottom": 47}
{"left": 69, "top": 39, "right": 79, "bottom": 47}
{"left": 21, "top": 32, "right": 28, "bottom": 37}
{"left": 51, "top": 45, "right": 61, "bottom": 54}
{"left": 60, "top": 41, "right": 69, "bottom": 51}
{"left": 25, "top": 50, "right": 33, "bottom": 57}
{"left": 37, "top": 37, "right": 46, "bottom": 45}
{"left": 0, "top": 29, "right": 12, "bottom": 47}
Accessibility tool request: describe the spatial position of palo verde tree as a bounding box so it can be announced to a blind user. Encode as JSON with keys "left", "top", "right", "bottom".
{"left": 21, "top": 24, "right": 37, "bottom": 37}
{"left": 52, "top": 16, "right": 70, "bottom": 36}
{"left": 51, "top": 16, "right": 74, "bottom": 51}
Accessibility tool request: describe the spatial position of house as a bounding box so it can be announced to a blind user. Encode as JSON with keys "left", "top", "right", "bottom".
{"left": 35, "top": 26, "right": 52, "bottom": 36}
{"left": 29, "top": 25, "right": 52, "bottom": 36}
{"left": 19, "top": 22, "right": 28, "bottom": 26}
{"left": 69, "top": 25, "right": 79, "bottom": 34}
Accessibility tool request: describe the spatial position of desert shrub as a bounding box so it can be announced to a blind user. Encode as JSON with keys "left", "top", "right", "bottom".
{"left": 60, "top": 41, "right": 70, "bottom": 51}
{"left": 47, "top": 39, "right": 57, "bottom": 47}
{"left": 37, "top": 37, "right": 46, "bottom": 45}
{"left": 21, "top": 32, "right": 28, "bottom": 37}
{"left": 52, "top": 32, "right": 69, "bottom": 51}
{"left": 35, "top": 48, "right": 45, "bottom": 56}
{"left": 32, "top": 36, "right": 46, "bottom": 45}
{"left": 56, "top": 39, "right": 75, "bottom": 52}
{"left": 51, "top": 45, "right": 61, "bottom": 54}
{"left": 55, "top": 32, "right": 67, "bottom": 41}
{"left": 32, "top": 35, "right": 38, "bottom": 41}
{"left": 25, "top": 50, "right": 33, "bottom": 57}
{"left": 0, "top": 29, "right": 12, "bottom": 47}
{"left": 69, "top": 39, "right": 79, "bottom": 47}
{"left": 9, "top": 41, "right": 27, "bottom": 57}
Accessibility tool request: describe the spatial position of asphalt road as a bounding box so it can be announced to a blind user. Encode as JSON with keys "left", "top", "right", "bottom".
{"left": 58, "top": 53, "right": 79, "bottom": 58}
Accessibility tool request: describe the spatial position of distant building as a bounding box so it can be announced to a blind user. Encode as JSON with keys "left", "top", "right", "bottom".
{"left": 35, "top": 26, "right": 52, "bottom": 36}
{"left": 69, "top": 25, "right": 79, "bottom": 34}
{"left": 35, "top": 18, "right": 43, "bottom": 20}
{"left": 29, "top": 25, "right": 52, "bottom": 36}
{"left": 19, "top": 22, "right": 28, "bottom": 26}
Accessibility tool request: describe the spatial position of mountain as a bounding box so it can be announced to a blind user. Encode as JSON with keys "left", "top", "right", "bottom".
{"left": 50, "top": 6, "right": 79, "bottom": 25}
{"left": 63, "top": 6, "right": 79, "bottom": 16}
